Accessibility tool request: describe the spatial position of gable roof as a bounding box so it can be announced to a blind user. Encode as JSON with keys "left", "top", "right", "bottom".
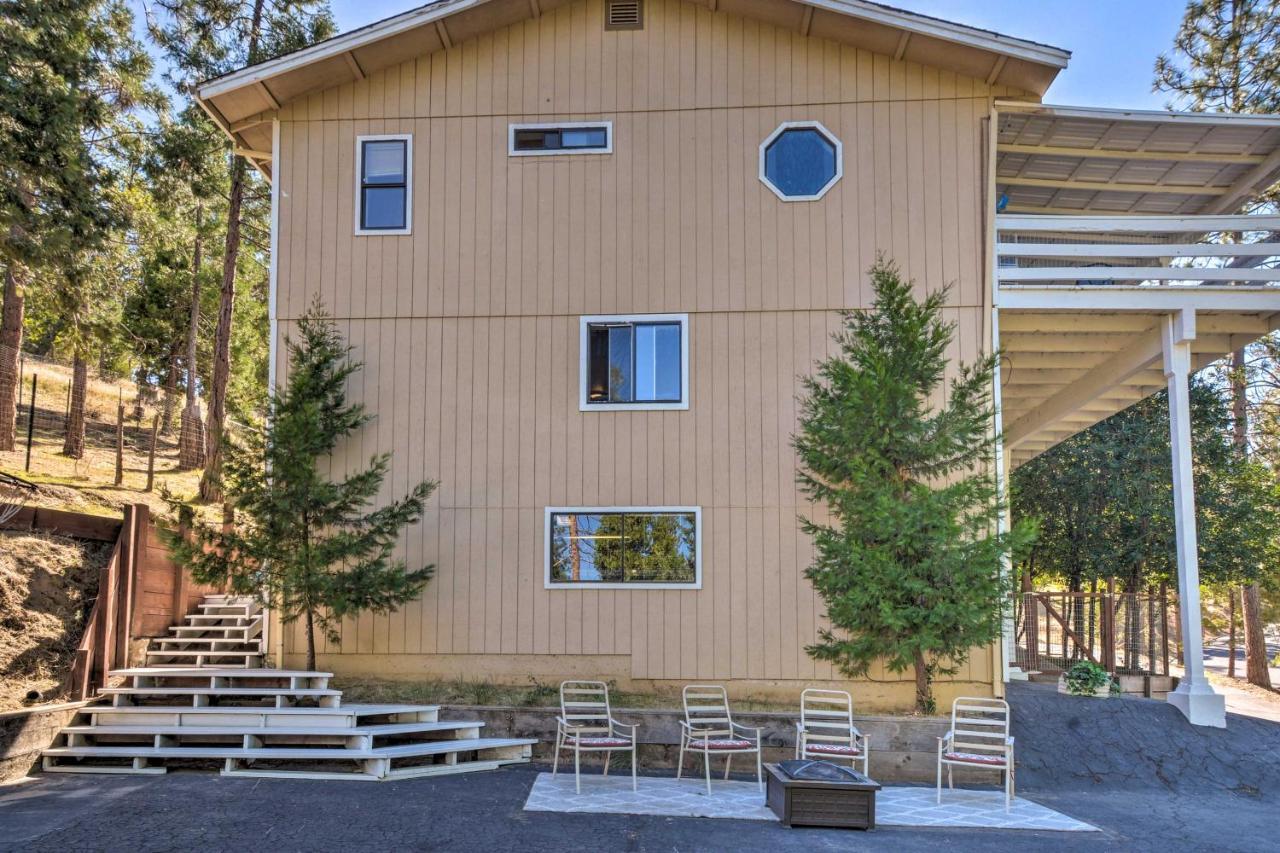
{"left": 196, "top": 0, "right": 1070, "bottom": 177}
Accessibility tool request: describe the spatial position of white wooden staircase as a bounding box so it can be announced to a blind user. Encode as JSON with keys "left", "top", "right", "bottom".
{"left": 42, "top": 595, "right": 535, "bottom": 781}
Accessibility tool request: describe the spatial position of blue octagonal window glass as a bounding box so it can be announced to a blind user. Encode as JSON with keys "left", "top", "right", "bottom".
{"left": 763, "top": 126, "right": 839, "bottom": 199}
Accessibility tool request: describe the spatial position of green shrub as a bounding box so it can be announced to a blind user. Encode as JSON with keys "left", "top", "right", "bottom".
{"left": 1063, "top": 661, "right": 1112, "bottom": 697}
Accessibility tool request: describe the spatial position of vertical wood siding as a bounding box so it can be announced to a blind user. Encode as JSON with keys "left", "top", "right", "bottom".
{"left": 274, "top": 0, "right": 1001, "bottom": 689}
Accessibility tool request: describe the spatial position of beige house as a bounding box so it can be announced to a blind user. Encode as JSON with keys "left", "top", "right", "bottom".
{"left": 198, "top": 0, "right": 1280, "bottom": 718}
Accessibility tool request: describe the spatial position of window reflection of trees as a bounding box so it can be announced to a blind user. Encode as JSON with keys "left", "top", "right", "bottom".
{"left": 551, "top": 512, "right": 696, "bottom": 584}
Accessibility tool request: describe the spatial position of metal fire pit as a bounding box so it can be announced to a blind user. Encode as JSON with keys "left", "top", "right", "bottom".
{"left": 765, "top": 760, "right": 881, "bottom": 829}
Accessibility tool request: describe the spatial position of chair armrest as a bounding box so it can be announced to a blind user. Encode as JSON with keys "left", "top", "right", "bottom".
{"left": 938, "top": 731, "right": 954, "bottom": 747}
{"left": 609, "top": 719, "right": 638, "bottom": 737}
{"left": 556, "top": 717, "right": 585, "bottom": 732}
{"left": 731, "top": 721, "right": 763, "bottom": 739}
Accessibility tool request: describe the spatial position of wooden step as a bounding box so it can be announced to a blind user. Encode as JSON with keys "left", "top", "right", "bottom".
{"left": 145, "top": 651, "right": 263, "bottom": 667}
{"left": 154, "top": 637, "right": 263, "bottom": 646}
{"left": 42, "top": 736, "right": 535, "bottom": 780}
{"left": 58, "top": 720, "right": 482, "bottom": 740}
{"left": 110, "top": 667, "right": 330, "bottom": 679}
{"left": 84, "top": 703, "right": 438, "bottom": 729}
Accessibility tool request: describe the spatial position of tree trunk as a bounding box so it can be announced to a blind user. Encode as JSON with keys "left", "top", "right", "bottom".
{"left": 1229, "top": 348, "right": 1270, "bottom": 688}
{"left": 179, "top": 204, "right": 206, "bottom": 471}
{"left": 1242, "top": 583, "right": 1272, "bottom": 689}
{"left": 0, "top": 257, "right": 25, "bottom": 451}
{"left": 199, "top": 0, "right": 263, "bottom": 503}
{"left": 160, "top": 342, "right": 180, "bottom": 434}
{"left": 305, "top": 605, "right": 317, "bottom": 673}
{"left": 1228, "top": 589, "right": 1237, "bottom": 679}
{"left": 912, "top": 649, "right": 932, "bottom": 714}
{"left": 198, "top": 157, "right": 244, "bottom": 501}
{"left": 62, "top": 354, "right": 87, "bottom": 458}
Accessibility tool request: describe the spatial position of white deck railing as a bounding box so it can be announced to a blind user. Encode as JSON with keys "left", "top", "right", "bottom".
{"left": 995, "top": 214, "right": 1280, "bottom": 287}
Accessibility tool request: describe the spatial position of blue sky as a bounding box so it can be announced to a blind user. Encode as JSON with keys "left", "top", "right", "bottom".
{"left": 328, "top": 0, "right": 1188, "bottom": 110}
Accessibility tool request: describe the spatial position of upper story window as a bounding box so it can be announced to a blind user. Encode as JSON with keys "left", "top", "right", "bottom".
{"left": 509, "top": 122, "right": 613, "bottom": 156}
{"left": 545, "top": 507, "right": 701, "bottom": 589}
{"left": 579, "top": 314, "right": 688, "bottom": 411}
{"left": 356, "top": 134, "right": 411, "bottom": 234}
{"left": 759, "top": 121, "right": 842, "bottom": 202}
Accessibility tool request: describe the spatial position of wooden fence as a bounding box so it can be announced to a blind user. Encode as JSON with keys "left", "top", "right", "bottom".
{"left": 1014, "top": 586, "right": 1176, "bottom": 676}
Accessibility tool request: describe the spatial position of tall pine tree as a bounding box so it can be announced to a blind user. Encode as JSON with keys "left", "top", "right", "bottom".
{"left": 147, "top": 0, "right": 335, "bottom": 502}
{"left": 1155, "top": 0, "right": 1280, "bottom": 688}
{"left": 166, "top": 302, "right": 437, "bottom": 671}
{"left": 794, "top": 259, "right": 1034, "bottom": 713}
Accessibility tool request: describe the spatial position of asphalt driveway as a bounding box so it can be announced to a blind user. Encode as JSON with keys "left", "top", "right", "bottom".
{"left": 2, "top": 682, "right": 1276, "bottom": 852}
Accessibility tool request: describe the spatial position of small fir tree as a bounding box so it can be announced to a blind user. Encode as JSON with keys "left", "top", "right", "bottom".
{"left": 167, "top": 301, "right": 437, "bottom": 671}
{"left": 793, "top": 259, "right": 1035, "bottom": 713}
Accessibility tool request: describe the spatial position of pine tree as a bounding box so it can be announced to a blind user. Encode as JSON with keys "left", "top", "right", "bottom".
{"left": 1155, "top": 0, "right": 1280, "bottom": 688}
{"left": 0, "top": 0, "right": 158, "bottom": 450}
{"left": 146, "top": 0, "right": 335, "bottom": 502}
{"left": 166, "top": 301, "right": 438, "bottom": 671}
{"left": 793, "top": 259, "right": 1035, "bottom": 713}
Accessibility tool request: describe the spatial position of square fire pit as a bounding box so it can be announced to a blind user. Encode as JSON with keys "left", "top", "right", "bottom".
{"left": 765, "top": 760, "right": 881, "bottom": 829}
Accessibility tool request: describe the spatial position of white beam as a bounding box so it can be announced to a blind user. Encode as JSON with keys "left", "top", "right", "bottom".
{"left": 1162, "top": 310, "right": 1225, "bottom": 728}
{"left": 1200, "top": 147, "right": 1280, "bottom": 215}
{"left": 999, "top": 176, "right": 1225, "bottom": 196}
{"left": 1004, "top": 327, "right": 1164, "bottom": 449}
{"left": 997, "top": 242, "right": 1280, "bottom": 259}
{"left": 997, "top": 286, "right": 1280, "bottom": 313}
{"left": 996, "top": 142, "right": 1268, "bottom": 165}
{"left": 997, "top": 213, "right": 1280, "bottom": 232}
{"left": 998, "top": 267, "right": 1280, "bottom": 283}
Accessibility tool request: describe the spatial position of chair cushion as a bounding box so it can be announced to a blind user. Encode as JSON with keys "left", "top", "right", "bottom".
{"left": 565, "top": 736, "right": 632, "bottom": 747}
{"left": 691, "top": 738, "right": 755, "bottom": 750}
{"left": 805, "top": 743, "right": 861, "bottom": 756}
{"left": 944, "top": 751, "right": 1007, "bottom": 766}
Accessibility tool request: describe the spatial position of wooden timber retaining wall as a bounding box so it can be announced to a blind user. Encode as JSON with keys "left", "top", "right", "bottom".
{"left": 441, "top": 705, "right": 957, "bottom": 783}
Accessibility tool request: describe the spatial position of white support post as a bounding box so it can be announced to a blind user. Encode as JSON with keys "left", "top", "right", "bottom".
{"left": 1162, "top": 310, "right": 1226, "bottom": 728}
{"left": 992, "top": 306, "right": 1026, "bottom": 683}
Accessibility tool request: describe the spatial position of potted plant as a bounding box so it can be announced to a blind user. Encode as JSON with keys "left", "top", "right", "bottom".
{"left": 1058, "top": 661, "right": 1116, "bottom": 698}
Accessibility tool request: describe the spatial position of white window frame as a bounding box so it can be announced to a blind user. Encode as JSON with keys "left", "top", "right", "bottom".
{"left": 509, "top": 121, "right": 614, "bottom": 157}
{"left": 579, "top": 313, "right": 689, "bottom": 411}
{"left": 543, "top": 506, "right": 703, "bottom": 590}
{"left": 758, "top": 120, "right": 843, "bottom": 202}
{"left": 355, "top": 133, "right": 413, "bottom": 236}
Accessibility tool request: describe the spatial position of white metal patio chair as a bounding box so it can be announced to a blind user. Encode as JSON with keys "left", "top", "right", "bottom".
{"left": 936, "top": 696, "right": 1015, "bottom": 809}
{"left": 677, "top": 684, "right": 763, "bottom": 795}
{"left": 551, "top": 680, "right": 638, "bottom": 793}
{"left": 794, "top": 688, "right": 869, "bottom": 776}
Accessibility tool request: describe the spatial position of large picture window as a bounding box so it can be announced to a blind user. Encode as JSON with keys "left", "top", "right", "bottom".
{"left": 356, "top": 134, "right": 411, "bottom": 234}
{"left": 545, "top": 508, "right": 701, "bottom": 589}
{"left": 579, "top": 314, "right": 689, "bottom": 411}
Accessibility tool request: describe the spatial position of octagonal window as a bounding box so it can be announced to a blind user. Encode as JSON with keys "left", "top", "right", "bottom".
{"left": 759, "top": 121, "right": 842, "bottom": 201}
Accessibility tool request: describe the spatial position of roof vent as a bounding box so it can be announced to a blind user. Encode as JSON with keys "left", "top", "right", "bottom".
{"left": 605, "top": 0, "right": 643, "bottom": 30}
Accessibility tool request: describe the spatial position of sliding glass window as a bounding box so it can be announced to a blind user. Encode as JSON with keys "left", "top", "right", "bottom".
{"left": 546, "top": 509, "right": 700, "bottom": 588}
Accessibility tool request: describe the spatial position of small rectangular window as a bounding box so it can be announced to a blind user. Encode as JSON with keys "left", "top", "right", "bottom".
{"left": 356, "top": 135, "right": 411, "bottom": 234}
{"left": 509, "top": 122, "right": 613, "bottom": 157}
{"left": 546, "top": 508, "right": 700, "bottom": 588}
{"left": 580, "top": 314, "right": 688, "bottom": 410}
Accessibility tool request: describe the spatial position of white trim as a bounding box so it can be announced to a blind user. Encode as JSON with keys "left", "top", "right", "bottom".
{"left": 543, "top": 507, "right": 703, "bottom": 590}
{"left": 996, "top": 213, "right": 1280, "bottom": 233}
{"left": 759, "top": 121, "right": 843, "bottom": 202}
{"left": 996, "top": 285, "right": 1280, "bottom": 313}
{"left": 266, "top": 117, "right": 283, "bottom": 668}
{"left": 995, "top": 99, "right": 1280, "bottom": 127}
{"left": 579, "top": 314, "right": 689, "bottom": 411}
{"left": 354, "top": 133, "right": 413, "bottom": 236}
{"left": 508, "top": 121, "right": 613, "bottom": 157}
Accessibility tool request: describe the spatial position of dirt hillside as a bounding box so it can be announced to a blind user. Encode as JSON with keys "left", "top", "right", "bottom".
{"left": 0, "top": 532, "right": 109, "bottom": 710}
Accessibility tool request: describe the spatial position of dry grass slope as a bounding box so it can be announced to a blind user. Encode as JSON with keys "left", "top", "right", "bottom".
{"left": 0, "top": 532, "right": 110, "bottom": 710}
